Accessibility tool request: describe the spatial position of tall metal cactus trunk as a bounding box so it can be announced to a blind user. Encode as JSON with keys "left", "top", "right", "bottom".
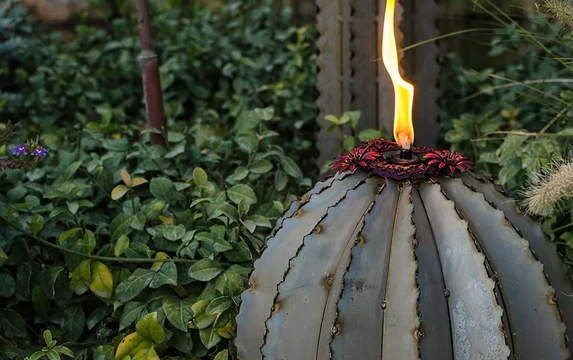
{"left": 235, "top": 140, "right": 573, "bottom": 360}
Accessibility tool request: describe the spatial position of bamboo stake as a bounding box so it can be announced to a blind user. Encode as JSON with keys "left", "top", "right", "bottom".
{"left": 136, "top": 0, "right": 166, "bottom": 146}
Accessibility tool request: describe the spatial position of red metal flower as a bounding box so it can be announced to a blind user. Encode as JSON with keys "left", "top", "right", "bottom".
{"left": 424, "top": 150, "right": 473, "bottom": 175}
{"left": 331, "top": 146, "right": 380, "bottom": 173}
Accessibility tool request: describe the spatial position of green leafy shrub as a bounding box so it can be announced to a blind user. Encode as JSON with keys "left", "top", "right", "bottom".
{"left": 440, "top": 13, "right": 573, "bottom": 270}
{"left": 1, "top": 1, "right": 317, "bottom": 169}
{"left": 0, "top": 107, "right": 310, "bottom": 359}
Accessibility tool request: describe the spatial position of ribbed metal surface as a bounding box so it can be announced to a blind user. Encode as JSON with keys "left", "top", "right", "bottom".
{"left": 236, "top": 171, "right": 572, "bottom": 360}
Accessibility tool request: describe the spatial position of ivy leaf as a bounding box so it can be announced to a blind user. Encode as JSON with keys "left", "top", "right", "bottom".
{"left": 63, "top": 305, "right": 85, "bottom": 342}
{"left": 86, "top": 305, "right": 112, "bottom": 330}
{"left": 254, "top": 107, "right": 274, "bottom": 121}
{"left": 16, "top": 263, "right": 32, "bottom": 299}
{"left": 0, "top": 309, "right": 26, "bottom": 338}
{"left": 162, "top": 224, "right": 186, "bottom": 241}
{"left": 89, "top": 261, "right": 114, "bottom": 299}
{"left": 115, "top": 333, "right": 150, "bottom": 360}
{"left": 58, "top": 227, "right": 81, "bottom": 244}
{"left": 250, "top": 159, "right": 273, "bottom": 174}
{"left": 215, "top": 270, "right": 245, "bottom": 297}
{"left": 162, "top": 297, "right": 193, "bottom": 332}
{"left": 149, "top": 177, "right": 175, "bottom": 202}
{"left": 69, "top": 260, "right": 91, "bottom": 295}
{"left": 188, "top": 259, "right": 222, "bottom": 282}
{"left": 135, "top": 312, "right": 165, "bottom": 343}
{"left": 115, "top": 269, "right": 155, "bottom": 302}
{"left": 227, "top": 184, "right": 257, "bottom": 206}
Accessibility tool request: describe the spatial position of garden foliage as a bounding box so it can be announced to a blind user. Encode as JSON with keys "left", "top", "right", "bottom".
{"left": 0, "top": 1, "right": 317, "bottom": 359}
{"left": 440, "top": 12, "right": 573, "bottom": 268}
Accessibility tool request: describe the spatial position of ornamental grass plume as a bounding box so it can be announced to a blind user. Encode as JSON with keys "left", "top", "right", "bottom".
{"left": 522, "top": 156, "right": 573, "bottom": 216}
{"left": 543, "top": 0, "right": 573, "bottom": 32}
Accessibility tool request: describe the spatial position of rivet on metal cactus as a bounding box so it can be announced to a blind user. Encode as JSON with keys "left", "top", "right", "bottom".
{"left": 235, "top": 139, "right": 573, "bottom": 360}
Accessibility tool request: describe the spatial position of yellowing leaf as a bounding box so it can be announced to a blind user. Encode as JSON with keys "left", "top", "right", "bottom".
{"left": 69, "top": 260, "right": 91, "bottom": 295}
{"left": 130, "top": 177, "right": 148, "bottom": 187}
{"left": 112, "top": 185, "right": 129, "bottom": 200}
{"left": 150, "top": 252, "right": 168, "bottom": 272}
{"left": 135, "top": 312, "right": 165, "bottom": 343}
{"left": 121, "top": 170, "right": 132, "bottom": 186}
{"left": 159, "top": 215, "right": 173, "bottom": 224}
{"left": 115, "top": 332, "right": 146, "bottom": 359}
{"left": 131, "top": 346, "right": 159, "bottom": 360}
{"left": 89, "top": 261, "right": 114, "bottom": 299}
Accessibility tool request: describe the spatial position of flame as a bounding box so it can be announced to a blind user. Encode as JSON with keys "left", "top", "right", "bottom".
{"left": 382, "top": 0, "right": 414, "bottom": 150}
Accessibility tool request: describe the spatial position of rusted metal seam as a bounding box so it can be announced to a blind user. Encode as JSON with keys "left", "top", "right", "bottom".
{"left": 327, "top": 180, "right": 387, "bottom": 359}
{"left": 408, "top": 185, "right": 422, "bottom": 360}
{"left": 459, "top": 176, "right": 570, "bottom": 350}
{"left": 259, "top": 177, "right": 370, "bottom": 359}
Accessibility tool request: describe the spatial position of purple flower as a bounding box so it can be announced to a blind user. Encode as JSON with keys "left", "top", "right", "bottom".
{"left": 31, "top": 147, "right": 48, "bottom": 157}
{"left": 11, "top": 142, "right": 48, "bottom": 158}
{"left": 12, "top": 144, "right": 28, "bottom": 156}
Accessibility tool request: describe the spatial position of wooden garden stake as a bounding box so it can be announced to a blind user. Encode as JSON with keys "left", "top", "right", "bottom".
{"left": 136, "top": 0, "right": 167, "bottom": 146}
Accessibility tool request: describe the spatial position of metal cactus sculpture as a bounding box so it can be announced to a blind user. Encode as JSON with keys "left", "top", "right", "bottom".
{"left": 236, "top": 0, "right": 573, "bottom": 358}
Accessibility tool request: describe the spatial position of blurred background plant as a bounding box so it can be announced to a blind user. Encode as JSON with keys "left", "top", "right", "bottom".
{"left": 440, "top": 0, "right": 573, "bottom": 269}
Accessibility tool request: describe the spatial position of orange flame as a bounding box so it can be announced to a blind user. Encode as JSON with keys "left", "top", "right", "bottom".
{"left": 382, "top": 0, "right": 414, "bottom": 150}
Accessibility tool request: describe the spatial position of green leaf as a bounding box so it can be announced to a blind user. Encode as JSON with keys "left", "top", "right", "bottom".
{"left": 248, "top": 214, "right": 272, "bottom": 228}
{"left": 205, "top": 296, "right": 232, "bottom": 315}
{"left": 149, "top": 177, "right": 175, "bottom": 202}
{"left": 236, "top": 132, "right": 259, "bottom": 152}
{"left": 110, "top": 214, "right": 134, "bottom": 240}
{"left": 324, "top": 114, "right": 340, "bottom": 124}
{"left": 58, "top": 227, "right": 81, "bottom": 244}
{"left": 39, "top": 266, "right": 64, "bottom": 299}
{"left": 135, "top": 312, "right": 165, "bottom": 343}
{"left": 249, "top": 159, "right": 272, "bottom": 174}
{"left": 162, "top": 298, "right": 193, "bottom": 332}
{"left": 497, "top": 134, "right": 528, "bottom": 160}
{"left": 47, "top": 350, "right": 61, "bottom": 360}
{"left": 277, "top": 155, "right": 303, "bottom": 178}
{"left": 63, "top": 305, "right": 85, "bottom": 342}
{"left": 199, "top": 326, "right": 222, "bottom": 349}
{"left": 115, "top": 235, "right": 130, "bottom": 256}
{"left": 149, "top": 261, "right": 177, "bottom": 288}
{"left": 0, "top": 310, "right": 26, "bottom": 338}
{"left": 78, "top": 229, "right": 96, "bottom": 253}
{"left": 115, "top": 269, "right": 155, "bottom": 302}
{"left": 32, "top": 285, "right": 51, "bottom": 317}
{"left": 213, "top": 349, "right": 229, "bottom": 360}
{"left": 227, "top": 184, "right": 257, "bottom": 206}
{"left": 357, "top": 128, "right": 383, "bottom": 141}
{"left": 27, "top": 214, "right": 44, "bottom": 236}
{"left": 344, "top": 110, "right": 361, "bottom": 129}
{"left": 0, "top": 247, "right": 8, "bottom": 267}
{"left": 215, "top": 270, "right": 245, "bottom": 296}
{"left": 67, "top": 201, "right": 79, "bottom": 215}
{"left": 162, "top": 224, "right": 186, "bottom": 241}
{"left": 93, "top": 345, "right": 115, "bottom": 360}
{"left": 188, "top": 259, "right": 223, "bottom": 282}
{"left": 16, "top": 263, "right": 32, "bottom": 298}
{"left": 254, "top": 107, "right": 274, "bottom": 121}
{"left": 43, "top": 329, "right": 53, "bottom": 344}
{"left": 0, "top": 274, "right": 15, "bottom": 298}
{"left": 63, "top": 161, "right": 83, "bottom": 179}
{"left": 193, "top": 167, "right": 208, "bottom": 186}
{"left": 86, "top": 305, "right": 112, "bottom": 330}
{"left": 120, "top": 302, "right": 148, "bottom": 330}
{"left": 69, "top": 260, "right": 91, "bottom": 295}
{"left": 89, "top": 261, "right": 114, "bottom": 299}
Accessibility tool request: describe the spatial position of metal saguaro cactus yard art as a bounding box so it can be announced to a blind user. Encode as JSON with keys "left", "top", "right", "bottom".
{"left": 235, "top": 0, "right": 573, "bottom": 359}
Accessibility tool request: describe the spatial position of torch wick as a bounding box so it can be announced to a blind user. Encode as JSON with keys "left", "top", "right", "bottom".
{"left": 400, "top": 149, "right": 412, "bottom": 160}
